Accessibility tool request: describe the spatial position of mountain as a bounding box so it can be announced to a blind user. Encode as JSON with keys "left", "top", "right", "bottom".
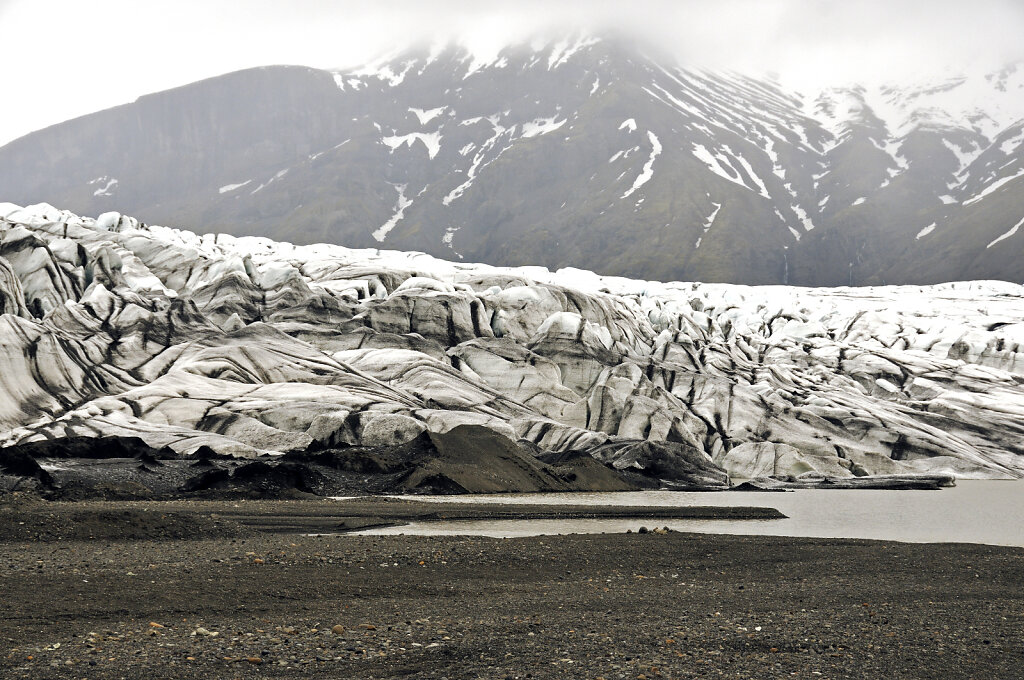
{"left": 1, "top": 203, "right": 1022, "bottom": 495}
{"left": 1, "top": 36, "right": 1022, "bottom": 285}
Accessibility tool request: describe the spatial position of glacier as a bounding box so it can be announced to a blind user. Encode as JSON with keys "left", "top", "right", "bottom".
{"left": 1, "top": 202, "right": 1023, "bottom": 495}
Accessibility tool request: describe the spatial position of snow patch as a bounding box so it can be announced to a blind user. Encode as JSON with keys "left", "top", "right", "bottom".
{"left": 963, "top": 168, "right": 1024, "bottom": 206}
{"left": 622, "top": 132, "right": 662, "bottom": 199}
{"left": 383, "top": 132, "right": 442, "bottom": 159}
{"left": 883, "top": 140, "right": 909, "bottom": 175}
{"left": 547, "top": 35, "right": 599, "bottom": 70}
{"left": 464, "top": 48, "right": 509, "bottom": 78}
{"left": 728, "top": 147, "right": 770, "bottom": 199}
{"left": 764, "top": 137, "right": 786, "bottom": 180}
{"left": 791, "top": 204, "right": 817, "bottom": 232}
{"left": 692, "top": 144, "right": 742, "bottom": 187}
{"left": 852, "top": 197, "right": 866, "bottom": 206}
{"left": 249, "top": 168, "right": 289, "bottom": 195}
{"left": 916, "top": 222, "right": 936, "bottom": 240}
{"left": 219, "top": 180, "right": 252, "bottom": 195}
{"left": 348, "top": 53, "right": 414, "bottom": 87}
{"left": 987, "top": 216, "right": 1024, "bottom": 248}
{"left": 695, "top": 202, "right": 722, "bottom": 249}
{"left": 703, "top": 202, "right": 722, "bottom": 230}
{"left": 862, "top": 68, "right": 1024, "bottom": 140}
{"left": 521, "top": 117, "right": 566, "bottom": 138}
{"left": 442, "top": 226, "right": 463, "bottom": 259}
{"left": 409, "top": 106, "right": 447, "bottom": 125}
{"left": 690, "top": 143, "right": 769, "bottom": 198}
{"left": 372, "top": 184, "right": 413, "bottom": 242}
{"left": 91, "top": 177, "right": 119, "bottom": 197}
{"left": 999, "top": 129, "right": 1024, "bottom": 154}
{"left": 444, "top": 120, "right": 512, "bottom": 205}
{"left": 942, "top": 139, "right": 981, "bottom": 177}
{"left": 421, "top": 41, "right": 446, "bottom": 74}
{"left": 619, "top": 119, "right": 637, "bottom": 133}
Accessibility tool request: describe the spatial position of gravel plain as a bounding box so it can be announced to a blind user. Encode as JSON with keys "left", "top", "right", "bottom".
{"left": 1, "top": 495, "right": 1022, "bottom": 679}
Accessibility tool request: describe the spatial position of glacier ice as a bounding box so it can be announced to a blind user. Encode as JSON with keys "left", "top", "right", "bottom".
{"left": 0, "top": 203, "right": 1022, "bottom": 487}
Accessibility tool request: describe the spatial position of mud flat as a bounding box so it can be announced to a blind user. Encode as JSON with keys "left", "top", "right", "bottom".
{"left": 1, "top": 495, "right": 1022, "bottom": 679}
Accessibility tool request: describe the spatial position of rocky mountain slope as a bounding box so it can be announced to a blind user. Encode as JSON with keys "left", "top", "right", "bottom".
{"left": 1, "top": 202, "right": 1022, "bottom": 493}
{"left": 0, "top": 37, "right": 1022, "bottom": 286}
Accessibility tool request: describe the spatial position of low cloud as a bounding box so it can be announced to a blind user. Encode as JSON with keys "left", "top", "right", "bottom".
{"left": 1, "top": 0, "right": 1022, "bottom": 144}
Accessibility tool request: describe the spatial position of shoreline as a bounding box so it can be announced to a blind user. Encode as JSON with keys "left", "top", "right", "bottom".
{"left": 1, "top": 497, "right": 1023, "bottom": 678}
{"left": 0, "top": 495, "right": 785, "bottom": 541}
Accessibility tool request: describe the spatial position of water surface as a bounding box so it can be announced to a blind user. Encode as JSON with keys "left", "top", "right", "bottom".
{"left": 351, "top": 481, "right": 1024, "bottom": 547}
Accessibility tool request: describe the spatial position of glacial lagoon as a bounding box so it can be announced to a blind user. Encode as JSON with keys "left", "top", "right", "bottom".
{"left": 352, "top": 481, "right": 1024, "bottom": 547}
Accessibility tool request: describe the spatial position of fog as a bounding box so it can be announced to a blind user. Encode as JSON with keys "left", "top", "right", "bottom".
{"left": 1, "top": 0, "right": 1022, "bottom": 145}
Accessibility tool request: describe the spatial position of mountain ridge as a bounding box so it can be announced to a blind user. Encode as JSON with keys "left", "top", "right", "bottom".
{"left": 1, "top": 36, "right": 1021, "bottom": 285}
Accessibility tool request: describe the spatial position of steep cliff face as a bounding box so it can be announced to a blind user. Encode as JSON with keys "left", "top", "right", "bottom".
{"left": 1, "top": 38, "right": 1022, "bottom": 286}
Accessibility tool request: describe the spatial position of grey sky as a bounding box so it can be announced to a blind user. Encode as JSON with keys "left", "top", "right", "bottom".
{"left": 1, "top": 0, "right": 1022, "bottom": 145}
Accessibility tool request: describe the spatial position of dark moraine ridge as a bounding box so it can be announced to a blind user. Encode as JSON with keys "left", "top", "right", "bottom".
{"left": 0, "top": 426, "right": 733, "bottom": 500}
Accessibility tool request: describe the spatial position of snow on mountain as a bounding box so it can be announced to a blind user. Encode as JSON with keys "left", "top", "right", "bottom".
{"left": 872, "top": 65, "right": 1024, "bottom": 139}
{"left": 1, "top": 203, "right": 1022, "bottom": 492}
{"left": 0, "top": 38, "right": 1021, "bottom": 290}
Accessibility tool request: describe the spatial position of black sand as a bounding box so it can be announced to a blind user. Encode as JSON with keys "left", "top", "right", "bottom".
{"left": 1, "top": 496, "right": 1021, "bottom": 679}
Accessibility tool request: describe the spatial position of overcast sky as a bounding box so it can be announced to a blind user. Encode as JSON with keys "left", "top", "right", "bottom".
{"left": 1, "top": 0, "right": 1022, "bottom": 145}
